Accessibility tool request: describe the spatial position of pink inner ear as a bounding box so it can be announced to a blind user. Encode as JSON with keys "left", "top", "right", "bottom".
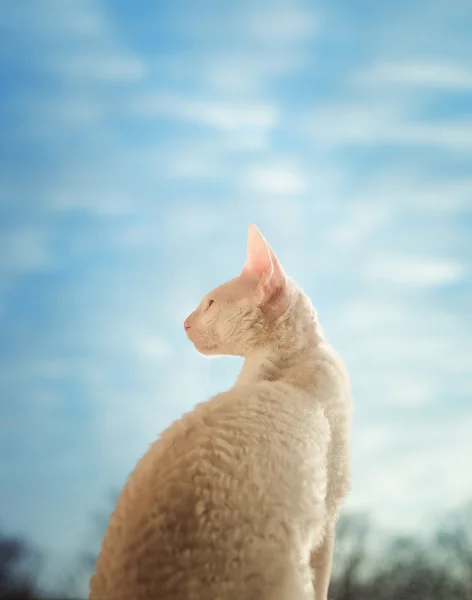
{"left": 242, "top": 224, "right": 287, "bottom": 304}
{"left": 244, "top": 224, "right": 273, "bottom": 279}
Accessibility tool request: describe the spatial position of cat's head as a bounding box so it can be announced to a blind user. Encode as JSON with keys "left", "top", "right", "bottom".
{"left": 184, "top": 224, "right": 320, "bottom": 357}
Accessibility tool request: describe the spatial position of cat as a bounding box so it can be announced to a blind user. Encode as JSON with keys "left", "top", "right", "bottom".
{"left": 89, "top": 224, "right": 353, "bottom": 600}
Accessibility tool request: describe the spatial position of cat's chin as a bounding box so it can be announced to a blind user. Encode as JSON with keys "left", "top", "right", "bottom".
{"left": 192, "top": 340, "right": 220, "bottom": 356}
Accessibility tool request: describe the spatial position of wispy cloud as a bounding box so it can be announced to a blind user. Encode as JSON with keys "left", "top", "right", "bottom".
{"left": 245, "top": 5, "right": 317, "bottom": 42}
{"left": 0, "top": 228, "right": 55, "bottom": 273}
{"left": 356, "top": 60, "right": 472, "bottom": 90}
{"left": 55, "top": 54, "right": 146, "bottom": 82}
{"left": 364, "top": 256, "right": 466, "bottom": 287}
{"left": 241, "top": 161, "right": 307, "bottom": 195}
{"left": 301, "top": 103, "right": 472, "bottom": 151}
{"left": 132, "top": 93, "right": 279, "bottom": 130}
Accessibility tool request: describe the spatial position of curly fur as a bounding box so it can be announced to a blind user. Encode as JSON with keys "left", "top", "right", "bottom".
{"left": 89, "top": 225, "right": 353, "bottom": 600}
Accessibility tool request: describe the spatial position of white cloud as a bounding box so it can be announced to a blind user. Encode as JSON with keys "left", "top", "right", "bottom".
{"left": 133, "top": 93, "right": 279, "bottom": 130}
{"left": 129, "top": 93, "right": 281, "bottom": 154}
{"left": 303, "top": 104, "right": 400, "bottom": 145}
{"left": 395, "top": 120, "right": 472, "bottom": 150}
{"left": 328, "top": 202, "right": 393, "bottom": 248}
{"left": 201, "top": 53, "right": 303, "bottom": 95}
{"left": 384, "top": 379, "right": 437, "bottom": 406}
{"left": 163, "top": 150, "right": 224, "bottom": 179}
{"left": 246, "top": 6, "right": 317, "bottom": 42}
{"left": 162, "top": 204, "right": 226, "bottom": 241}
{"left": 55, "top": 55, "right": 145, "bottom": 82}
{"left": 134, "top": 335, "right": 171, "bottom": 362}
{"left": 356, "top": 60, "right": 472, "bottom": 90}
{"left": 0, "top": 228, "right": 55, "bottom": 273}
{"left": 302, "top": 102, "right": 472, "bottom": 151}
{"left": 350, "top": 169, "right": 472, "bottom": 214}
{"left": 364, "top": 256, "right": 465, "bottom": 287}
{"left": 150, "top": 2, "right": 316, "bottom": 96}
{"left": 242, "top": 161, "right": 307, "bottom": 195}
{"left": 402, "top": 179, "right": 472, "bottom": 212}
{"left": 2, "top": 0, "right": 146, "bottom": 85}
{"left": 0, "top": 0, "right": 99, "bottom": 35}
{"left": 49, "top": 189, "right": 133, "bottom": 216}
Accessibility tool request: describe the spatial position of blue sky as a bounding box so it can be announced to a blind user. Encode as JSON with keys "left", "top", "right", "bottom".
{"left": 1, "top": 0, "right": 471, "bottom": 591}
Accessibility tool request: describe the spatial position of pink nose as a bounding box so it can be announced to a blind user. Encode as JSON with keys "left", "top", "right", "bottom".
{"left": 184, "top": 319, "right": 191, "bottom": 331}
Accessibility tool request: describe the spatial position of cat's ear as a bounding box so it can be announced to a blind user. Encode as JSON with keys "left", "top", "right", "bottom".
{"left": 242, "top": 224, "right": 287, "bottom": 305}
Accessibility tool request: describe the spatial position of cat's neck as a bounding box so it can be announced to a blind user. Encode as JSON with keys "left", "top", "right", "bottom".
{"left": 235, "top": 291, "right": 325, "bottom": 387}
{"left": 235, "top": 346, "right": 317, "bottom": 387}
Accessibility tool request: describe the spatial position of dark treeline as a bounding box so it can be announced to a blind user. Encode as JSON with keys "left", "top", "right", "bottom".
{"left": 1, "top": 501, "right": 471, "bottom": 600}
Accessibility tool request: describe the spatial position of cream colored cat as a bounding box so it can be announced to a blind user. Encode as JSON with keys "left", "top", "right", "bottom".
{"left": 89, "top": 224, "right": 352, "bottom": 600}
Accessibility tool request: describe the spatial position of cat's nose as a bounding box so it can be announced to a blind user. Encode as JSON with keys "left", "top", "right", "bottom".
{"left": 184, "top": 319, "right": 191, "bottom": 331}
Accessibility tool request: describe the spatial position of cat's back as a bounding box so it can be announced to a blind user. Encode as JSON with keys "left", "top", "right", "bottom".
{"left": 90, "top": 383, "right": 329, "bottom": 600}
{"left": 306, "top": 342, "right": 353, "bottom": 520}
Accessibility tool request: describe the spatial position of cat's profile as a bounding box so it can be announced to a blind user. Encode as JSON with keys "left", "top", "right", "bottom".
{"left": 89, "top": 224, "right": 353, "bottom": 600}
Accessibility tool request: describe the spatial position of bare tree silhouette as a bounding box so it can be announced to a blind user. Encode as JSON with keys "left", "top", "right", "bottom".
{"left": 329, "top": 504, "right": 472, "bottom": 600}
{"left": 0, "top": 526, "right": 40, "bottom": 600}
